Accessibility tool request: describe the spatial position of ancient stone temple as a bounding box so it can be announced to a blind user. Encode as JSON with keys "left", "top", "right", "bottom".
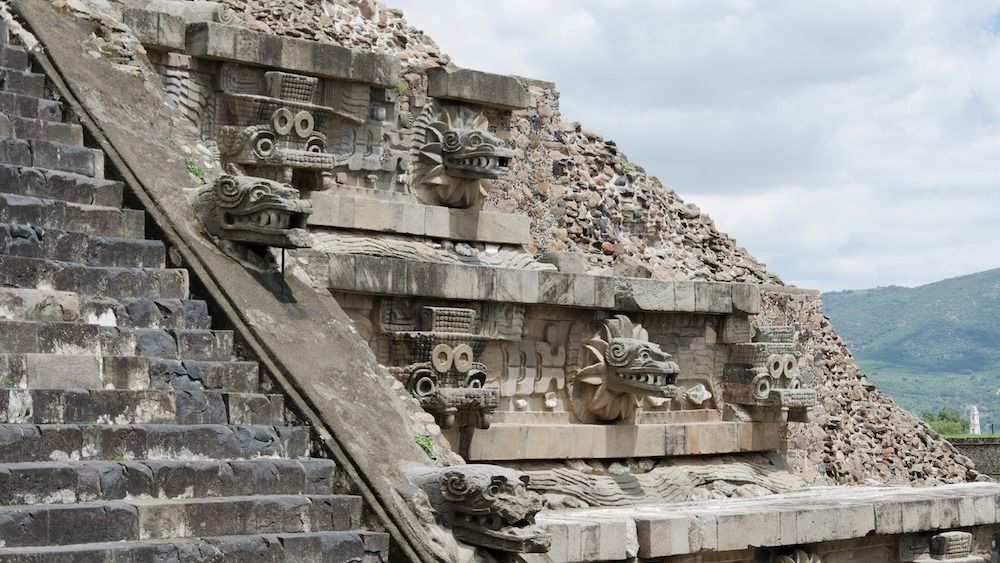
{"left": 0, "top": 0, "right": 994, "bottom": 561}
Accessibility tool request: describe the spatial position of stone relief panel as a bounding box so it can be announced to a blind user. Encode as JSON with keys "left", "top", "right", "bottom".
{"left": 376, "top": 300, "right": 501, "bottom": 430}
{"left": 347, "top": 297, "right": 813, "bottom": 430}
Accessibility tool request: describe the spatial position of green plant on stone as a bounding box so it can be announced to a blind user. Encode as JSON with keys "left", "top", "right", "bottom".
{"left": 620, "top": 160, "right": 635, "bottom": 173}
{"left": 395, "top": 82, "right": 409, "bottom": 95}
{"left": 1, "top": 376, "right": 13, "bottom": 389}
{"left": 186, "top": 158, "right": 205, "bottom": 182}
{"left": 415, "top": 435, "right": 434, "bottom": 456}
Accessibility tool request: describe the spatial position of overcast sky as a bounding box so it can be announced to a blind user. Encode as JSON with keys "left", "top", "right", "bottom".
{"left": 390, "top": 0, "right": 1000, "bottom": 291}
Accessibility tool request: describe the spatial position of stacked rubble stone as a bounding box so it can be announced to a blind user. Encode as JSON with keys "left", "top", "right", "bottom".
{"left": 214, "top": 0, "right": 977, "bottom": 485}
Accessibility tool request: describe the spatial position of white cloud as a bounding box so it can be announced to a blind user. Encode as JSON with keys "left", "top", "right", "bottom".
{"left": 391, "top": 0, "right": 1000, "bottom": 291}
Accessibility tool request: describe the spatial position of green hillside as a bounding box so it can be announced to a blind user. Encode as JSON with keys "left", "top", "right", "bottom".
{"left": 822, "top": 268, "right": 1000, "bottom": 429}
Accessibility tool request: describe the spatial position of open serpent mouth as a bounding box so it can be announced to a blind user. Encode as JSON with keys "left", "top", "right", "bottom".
{"left": 616, "top": 372, "right": 675, "bottom": 387}
{"left": 223, "top": 208, "right": 306, "bottom": 232}
{"left": 453, "top": 155, "right": 511, "bottom": 169}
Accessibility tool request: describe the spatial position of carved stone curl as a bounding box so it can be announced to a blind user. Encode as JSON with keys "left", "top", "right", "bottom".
{"left": 411, "top": 101, "right": 514, "bottom": 208}
{"left": 407, "top": 465, "right": 551, "bottom": 554}
{"left": 187, "top": 175, "right": 312, "bottom": 268}
{"left": 571, "top": 315, "right": 680, "bottom": 424}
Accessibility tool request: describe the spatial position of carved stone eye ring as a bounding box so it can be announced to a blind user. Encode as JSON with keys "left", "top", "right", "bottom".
{"left": 442, "top": 131, "right": 461, "bottom": 152}
{"left": 271, "top": 108, "right": 294, "bottom": 136}
{"left": 468, "top": 133, "right": 483, "bottom": 147}
{"left": 305, "top": 136, "right": 325, "bottom": 153}
{"left": 293, "top": 111, "right": 314, "bottom": 138}
{"left": 248, "top": 186, "right": 269, "bottom": 202}
{"left": 253, "top": 132, "right": 276, "bottom": 158}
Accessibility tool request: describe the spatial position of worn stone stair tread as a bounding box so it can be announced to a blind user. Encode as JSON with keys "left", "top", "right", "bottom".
{"left": 0, "top": 354, "right": 261, "bottom": 393}
{"left": 0, "top": 458, "right": 340, "bottom": 504}
{"left": 0, "top": 164, "right": 124, "bottom": 208}
{"left": 0, "top": 255, "right": 189, "bottom": 299}
{"left": 0, "top": 45, "right": 30, "bottom": 72}
{"left": 0, "top": 494, "right": 361, "bottom": 547}
{"left": 0, "top": 67, "right": 46, "bottom": 98}
{"left": 0, "top": 193, "right": 143, "bottom": 238}
{"left": 0, "top": 388, "right": 285, "bottom": 425}
{"left": 0, "top": 288, "right": 212, "bottom": 329}
{"left": 0, "top": 138, "right": 103, "bottom": 178}
{"left": 0, "top": 319, "right": 234, "bottom": 361}
{"left": 0, "top": 530, "right": 389, "bottom": 561}
{"left": 0, "top": 222, "right": 165, "bottom": 268}
{"left": 0, "top": 423, "right": 311, "bottom": 462}
{"left": 0, "top": 91, "right": 63, "bottom": 122}
{"left": 0, "top": 114, "right": 83, "bottom": 145}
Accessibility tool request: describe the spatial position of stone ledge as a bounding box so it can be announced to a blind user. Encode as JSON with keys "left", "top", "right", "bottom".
{"left": 307, "top": 192, "right": 531, "bottom": 245}
{"left": 531, "top": 483, "right": 1000, "bottom": 562}
{"left": 463, "top": 421, "right": 782, "bottom": 461}
{"left": 324, "top": 255, "right": 760, "bottom": 314}
{"left": 427, "top": 67, "right": 530, "bottom": 110}
{"left": 185, "top": 22, "right": 400, "bottom": 86}
{"left": 121, "top": 8, "right": 187, "bottom": 51}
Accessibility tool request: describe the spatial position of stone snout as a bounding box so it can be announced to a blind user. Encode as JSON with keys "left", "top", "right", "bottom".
{"left": 187, "top": 175, "right": 313, "bottom": 270}
{"left": 405, "top": 464, "right": 552, "bottom": 554}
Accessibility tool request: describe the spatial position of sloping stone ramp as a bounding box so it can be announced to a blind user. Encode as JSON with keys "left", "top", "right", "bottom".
{"left": 0, "top": 21, "right": 387, "bottom": 562}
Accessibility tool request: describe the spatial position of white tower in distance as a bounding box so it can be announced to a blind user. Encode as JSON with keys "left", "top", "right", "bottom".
{"left": 970, "top": 405, "right": 981, "bottom": 436}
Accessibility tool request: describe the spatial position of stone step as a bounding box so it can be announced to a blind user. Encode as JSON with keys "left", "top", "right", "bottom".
{"left": 0, "top": 138, "right": 103, "bottom": 178}
{"left": 0, "top": 423, "right": 311, "bottom": 462}
{"left": 0, "top": 114, "right": 83, "bottom": 145}
{"left": 0, "top": 288, "right": 212, "bottom": 329}
{"left": 0, "top": 68, "right": 46, "bottom": 98}
{"left": 0, "top": 320, "right": 233, "bottom": 362}
{"left": 0, "top": 458, "right": 340, "bottom": 505}
{"left": 0, "top": 388, "right": 284, "bottom": 425}
{"left": 0, "top": 223, "right": 165, "bottom": 268}
{"left": 0, "top": 91, "right": 62, "bottom": 122}
{"left": 0, "top": 354, "right": 261, "bottom": 393}
{"left": 0, "top": 494, "right": 360, "bottom": 547}
{"left": 0, "top": 164, "right": 124, "bottom": 207}
{"left": 0, "top": 45, "right": 30, "bottom": 72}
{"left": 0, "top": 255, "right": 188, "bottom": 299}
{"left": 0, "top": 193, "right": 142, "bottom": 237}
{"left": 0, "top": 530, "right": 389, "bottom": 562}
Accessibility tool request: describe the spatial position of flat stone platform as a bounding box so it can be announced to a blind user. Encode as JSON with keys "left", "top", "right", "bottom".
{"left": 529, "top": 483, "right": 1000, "bottom": 562}
{"left": 463, "top": 421, "right": 783, "bottom": 461}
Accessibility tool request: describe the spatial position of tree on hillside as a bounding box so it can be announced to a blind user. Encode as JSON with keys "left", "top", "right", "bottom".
{"left": 922, "top": 407, "right": 969, "bottom": 436}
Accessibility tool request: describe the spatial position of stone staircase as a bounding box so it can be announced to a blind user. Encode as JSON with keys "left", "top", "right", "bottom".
{"left": 0, "top": 22, "right": 388, "bottom": 561}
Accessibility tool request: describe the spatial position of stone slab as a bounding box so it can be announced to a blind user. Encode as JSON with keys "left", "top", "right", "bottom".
{"left": 426, "top": 67, "right": 530, "bottom": 110}
{"left": 326, "top": 254, "right": 759, "bottom": 314}
{"left": 307, "top": 192, "right": 531, "bottom": 245}
{"left": 535, "top": 483, "right": 1000, "bottom": 562}
{"left": 120, "top": 7, "right": 186, "bottom": 51}
{"left": 185, "top": 22, "right": 400, "bottom": 86}
{"left": 463, "top": 421, "right": 771, "bottom": 461}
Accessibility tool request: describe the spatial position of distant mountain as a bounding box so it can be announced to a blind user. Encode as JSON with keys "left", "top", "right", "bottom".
{"left": 823, "top": 268, "right": 1000, "bottom": 429}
